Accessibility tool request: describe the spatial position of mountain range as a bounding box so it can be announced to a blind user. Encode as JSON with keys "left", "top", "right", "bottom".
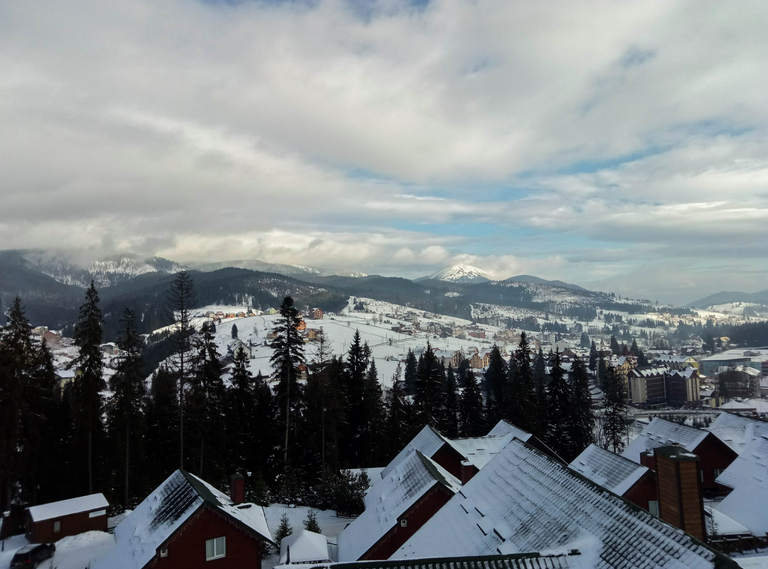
{"left": 687, "top": 289, "right": 768, "bottom": 309}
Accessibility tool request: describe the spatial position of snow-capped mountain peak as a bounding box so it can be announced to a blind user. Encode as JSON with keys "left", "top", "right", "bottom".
{"left": 430, "top": 264, "right": 492, "bottom": 284}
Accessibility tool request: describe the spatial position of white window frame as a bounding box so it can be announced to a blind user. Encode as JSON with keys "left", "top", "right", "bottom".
{"left": 206, "top": 536, "right": 226, "bottom": 561}
{"left": 648, "top": 500, "right": 659, "bottom": 517}
{"left": 159, "top": 547, "right": 169, "bottom": 558}
{"left": 53, "top": 520, "right": 61, "bottom": 533}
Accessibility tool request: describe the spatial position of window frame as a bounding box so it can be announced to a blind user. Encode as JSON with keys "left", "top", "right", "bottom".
{"left": 205, "top": 536, "right": 226, "bottom": 561}
{"left": 53, "top": 520, "right": 61, "bottom": 533}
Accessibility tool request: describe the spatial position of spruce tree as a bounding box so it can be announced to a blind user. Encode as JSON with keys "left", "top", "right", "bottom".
{"left": 362, "top": 358, "right": 385, "bottom": 466}
{"left": 304, "top": 509, "right": 321, "bottom": 533}
{"left": 610, "top": 335, "right": 621, "bottom": 356}
{"left": 459, "top": 370, "right": 485, "bottom": 436}
{"left": 270, "top": 296, "right": 305, "bottom": 471}
{"left": 71, "top": 281, "right": 105, "bottom": 494}
{"left": 589, "top": 341, "right": 598, "bottom": 372}
{"left": 533, "top": 348, "right": 548, "bottom": 439}
{"left": 484, "top": 346, "right": 507, "bottom": 425}
{"left": 274, "top": 511, "right": 293, "bottom": 546}
{"left": 602, "top": 365, "right": 628, "bottom": 453}
{"left": 385, "top": 364, "right": 410, "bottom": 461}
{"left": 232, "top": 323, "right": 238, "bottom": 339}
{"left": 227, "top": 346, "right": 255, "bottom": 475}
{"left": 403, "top": 349, "right": 418, "bottom": 395}
{"left": 167, "top": 270, "right": 196, "bottom": 469}
{"left": 507, "top": 333, "right": 535, "bottom": 432}
{"left": 414, "top": 342, "right": 444, "bottom": 428}
{"left": 442, "top": 364, "right": 460, "bottom": 437}
{"left": 544, "top": 350, "right": 571, "bottom": 460}
{"left": 569, "top": 356, "right": 595, "bottom": 456}
{"left": 343, "top": 330, "right": 369, "bottom": 466}
{"left": 145, "top": 366, "right": 179, "bottom": 486}
{"left": 107, "top": 309, "right": 147, "bottom": 507}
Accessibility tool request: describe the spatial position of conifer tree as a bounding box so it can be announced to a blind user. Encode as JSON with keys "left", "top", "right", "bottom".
{"left": 274, "top": 511, "right": 293, "bottom": 547}
{"left": 167, "top": 270, "right": 196, "bottom": 469}
{"left": 304, "top": 509, "right": 321, "bottom": 533}
{"left": 403, "top": 349, "right": 418, "bottom": 395}
{"left": 385, "top": 364, "right": 411, "bottom": 460}
{"left": 442, "top": 364, "right": 460, "bottom": 438}
{"left": 544, "top": 350, "right": 571, "bottom": 460}
{"left": 71, "top": 281, "right": 105, "bottom": 494}
{"left": 252, "top": 371, "right": 278, "bottom": 481}
{"left": 484, "top": 346, "right": 507, "bottom": 425}
{"left": 107, "top": 309, "right": 147, "bottom": 507}
{"left": 270, "top": 296, "right": 305, "bottom": 471}
{"left": 533, "top": 348, "right": 548, "bottom": 439}
{"left": 231, "top": 323, "right": 238, "bottom": 339}
{"left": 362, "top": 359, "right": 385, "bottom": 466}
{"left": 342, "top": 330, "right": 369, "bottom": 466}
{"left": 227, "top": 346, "right": 255, "bottom": 474}
{"left": 589, "top": 341, "right": 598, "bottom": 372}
{"left": 569, "top": 356, "right": 595, "bottom": 456}
{"left": 414, "top": 342, "right": 444, "bottom": 428}
{"left": 602, "top": 365, "right": 628, "bottom": 453}
{"left": 145, "top": 366, "right": 179, "bottom": 485}
{"left": 507, "top": 333, "right": 535, "bottom": 432}
{"left": 459, "top": 370, "right": 485, "bottom": 436}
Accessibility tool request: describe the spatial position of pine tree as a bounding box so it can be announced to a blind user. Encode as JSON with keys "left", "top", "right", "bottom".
{"left": 403, "top": 349, "right": 418, "bottom": 395}
{"left": 459, "top": 370, "right": 485, "bottom": 436}
{"left": 580, "top": 332, "right": 591, "bottom": 348}
{"left": 304, "top": 509, "right": 321, "bottom": 533}
{"left": 270, "top": 297, "right": 305, "bottom": 471}
{"left": 507, "top": 333, "right": 535, "bottom": 432}
{"left": 342, "top": 330, "right": 369, "bottom": 466}
{"left": 227, "top": 346, "right": 255, "bottom": 475}
{"left": 483, "top": 346, "right": 507, "bottom": 425}
{"left": 442, "top": 364, "right": 459, "bottom": 437}
{"left": 71, "top": 281, "right": 105, "bottom": 494}
{"left": 569, "top": 356, "right": 595, "bottom": 456}
{"left": 589, "top": 341, "right": 598, "bottom": 372}
{"left": 107, "top": 309, "right": 147, "bottom": 508}
{"left": 602, "top": 365, "right": 628, "bottom": 453}
{"left": 414, "top": 342, "right": 444, "bottom": 428}
{"left": 610, "top": 335, "right": 621, "bottom": 356}
{"left": 385, "top": 364, "right": 411, "bottom": 460}
{"left": 167, "top": 270, "right": 196, "bottom": 469}
{"left": 533, "top": 348, "right": 548, "bottom": 439}
{"left": 362, "top": 358, "right": 385, "bottom": 466}
{"left": 274, "top": 510, "right": 293, "bottom": 546}
{"left": 231, "top": 323, "right": 238, "bottom": 339}
{"left": 544, "top": 350, "right": 571, "bottom": 460}
{"left": 145, "top": 366, "right": 179, "bottom": 486}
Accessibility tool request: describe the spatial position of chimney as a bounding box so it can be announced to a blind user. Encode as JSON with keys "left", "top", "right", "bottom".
{"left": 230, "top": 473, "right": 245, "bottom": 505}
{"left": 460, "top": 460, "right": 476, "bottom": 485}
{"left": 654, "top": 446, "right": 706, "bottom": 540}
{"left": 640, "top": 450, "right": 656, "bottom": 471}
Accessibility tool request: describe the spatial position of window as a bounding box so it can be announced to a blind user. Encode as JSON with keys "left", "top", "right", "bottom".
{"left": 53, "top": 521, "right": 61, "bottom": 533}
{"left": 399, "top": 519, "right": 408, "bottom": 528}
{"left": 714, "top": 468, "right": 723, "bottom": 478}
{"left": 700, "top": 470, "right": 704, "bottom": 482}
{"left": 159, "top": 548, "right": 169, "bottom": 558}
{"left": 648, "top": 501, "right": 659, "bottom": 517}
{"left": 206, "top": 537, "right": 226, "bottom": 560}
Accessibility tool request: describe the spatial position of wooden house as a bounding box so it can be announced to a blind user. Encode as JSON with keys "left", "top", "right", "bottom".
{"left": 26, "top": 493, "right": 109, "bottom": 543}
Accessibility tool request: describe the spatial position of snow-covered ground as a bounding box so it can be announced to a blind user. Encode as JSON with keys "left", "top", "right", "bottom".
{"left": 0, "top": 531, "right": 114, "bottom": 569}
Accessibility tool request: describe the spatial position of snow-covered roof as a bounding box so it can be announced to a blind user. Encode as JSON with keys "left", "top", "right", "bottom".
{"left": 703, "top": 506, "right": 750, "bottom": 537}
{"left": 621, "top": 418, "right": 710, "bottom": 463}
{"left": 94, "top": 470, "right": 272, "bottom": 569}
{"left": 27, "top": 493, "right": 109, "bottom": 522}
{"left": 331, "top": 551, "right": 588, "bottom": 569}
{"left": 486, "top": 420, "right": 532, "bottom": 442}
{"left": 568, "top": 444, "right": 649, "bottom": 496}
{"left": 445, "top": 435, "right": 514, "bottom": 470}
{"left": 380, "top": 425, "right": 449, "bottom": 479}
{"left": 707, "top": 413, "right": 768, "bottom": 454}
{"left": 713, "top": 434, "right": 768, "bottom": 535}
{"left": 392, "top": 438, "right": 733, "bottom": 569}
{"left": 338, "top": 451, "right": 461, "bottom": 562}
{"left": 280, "top": 530, "right": 331, "bottom": 564}
{"left": 718, "top": 401, "right": 755, "bottom": 410}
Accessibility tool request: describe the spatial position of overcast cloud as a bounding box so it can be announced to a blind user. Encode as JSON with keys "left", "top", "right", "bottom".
{"left": 1, "top": 0, "right": 766, "bottom": 304}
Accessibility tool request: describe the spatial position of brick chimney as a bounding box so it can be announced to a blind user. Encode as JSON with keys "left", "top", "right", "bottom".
{"left": 654, "top": 446, "right": 706, "bottom": 540}
{"left": 230, "top": 473, "right": 245, "bottom": 505}
{"left": 460, "top": 460, "right": 477, "bottom": 485}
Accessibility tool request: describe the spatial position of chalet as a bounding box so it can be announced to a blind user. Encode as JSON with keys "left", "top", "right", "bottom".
{"left": 713, "top": 433, "right": 768, "bottom": 535}
{"left": 390, "top": 438, "right": 735, "bottom": 569}
{"left": 569, "top": 444, "right": 658, "bottom": 514}
{"left": 279, "top": 529, "right": 331, "bottom": 565}
{"left": 94, "top": 470, "right": 273, "bottom": 569}
{"left": 306, "top": 328, "right": 321, "bottom": 341}
{"left": 311, "top": 308, "right": 324, "bottom": 320}
{"left": 228, "top": 339, "right": 253, "bottom": 360}
{"left": 706, "top": 412, "right": 768, "bottom": 455}
{"left": 41, "top": 330, "right": 63, "bottom": 349}
{"left": 337, "top": 451, "right": 461, "bottom": 561}
{"left": 622, "top": 418, "right": 737, "bottom": 492}
{"left": 99, "top": 342, "right": 120, "bottom": 356}
{"left": 469, "top": 350, "right": 491, "bottom": 370}
{"left": 26, "top": 493, "right": 109, "bottom": 543}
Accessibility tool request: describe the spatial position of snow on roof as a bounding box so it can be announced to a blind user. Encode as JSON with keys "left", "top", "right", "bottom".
{"left": 93, "top": 470, "right": 272, "bottom": 569}
{"left": 703, "top": 506, "right": 750, "bottom": 537}
{"left": 568, "top": 444, "right": 649, "bottom": 496}
{"left": 444, "top": 435, "right": 515, "bottom": 470}
{"left": 707, "top": 413, "right": 768, "bottom": 456}
{"left": 713, "top": 435, "right": 768, "bottom": 535}
{"left": 392, "top": 438, "right": 732, "bottom": 569}
{"left": 621, "top": 418, "right": 710, "bottom": 463}
{"left": 280, "top": 530, "right": 331, "bottom": 564}
{"left": 338, "top": 451, "right": 461, "bottom": 562}
{"left": 718, "top": 401, "right": 755, "bottom": 410}
{"left": 380, "top": 425, "right": 449, "bottom": 479}
{"left": 486, "top": 420, "right": 532, "bottom": 442}
{"left": 330, "top": 551, "right": 589, "bottom": 569}
{"left": 27, "top": 493, "right": 109, "bottom": 522}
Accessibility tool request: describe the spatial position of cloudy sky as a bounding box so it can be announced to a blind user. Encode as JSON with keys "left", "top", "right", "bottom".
{"left": 1, "top": 0, "right": 767, "bottom": 304}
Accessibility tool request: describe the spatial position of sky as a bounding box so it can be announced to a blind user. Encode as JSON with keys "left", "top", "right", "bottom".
{"left": 1, "top": 0, "right": 767, "bottom": 305}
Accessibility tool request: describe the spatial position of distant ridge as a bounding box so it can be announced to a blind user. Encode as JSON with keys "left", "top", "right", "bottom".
{"left": 503, "top": 274, "right": 587, "bottom": 292}
{"left": 687, "top": 289, "right": 768, "bottom": 308}
{"left": 190, "top": 259, "right": 367, "bottom": 279}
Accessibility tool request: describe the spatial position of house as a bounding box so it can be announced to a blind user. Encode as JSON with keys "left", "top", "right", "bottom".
{"left": 279, "top": 530, "right": 331, "bottom": 565}
{"left": 26, "top": 493, "right": 108, "bottom": 543}
{"left": 331, "top": 552, "right": 587, "bottom": 569}
{"left": 716, "top": 366, "right": 761, "bottom": 399}
{"left": 306, "top": 328, "right": 321, "bottom": 341}
{"left": 295, "top": 320, "right": 307, "bottom": 331}
{"left": 712, "top": 433, "right": 768, "bottom": 535}
{"left": 622, "top": 418, "right": 737, "bottom": 492}
{"left": 706, "top": 412, "right": 768, "bottom": 456}
{"left": 569, "top": 444, "right": 658, "bottom": 514}
{"left": 94, "top": 470, "right": 273, "bottom": 569}
{"left": 228, "top": 339, "right": 253, "bottom": 360}
{"left": 390, "top": 438, "right": 735, "bottom": 569}
{"left": 652, "top": 354, "right": 698, "bottom": 370}
{"left": 311, "top": 308, "right": 324, "bottom": 320}
{"left": 99, "top": 342, "right": 120, "bottom": 356}
{"left": 337, "top": 451, "right": 461, "bottom": 561}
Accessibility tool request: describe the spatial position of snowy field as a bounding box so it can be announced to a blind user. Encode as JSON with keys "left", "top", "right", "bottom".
{"left": 0, "top": 531, "right": 114, "bottom": 569}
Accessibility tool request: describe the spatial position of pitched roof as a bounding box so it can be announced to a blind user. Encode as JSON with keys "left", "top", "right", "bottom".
{"left": 338, "top": 451, "right": 461, "bottom": 562}
{"left": 331, "top": 552, "right": 587, "bottom": 569}
{"left": 707, "top": 413, "right": 768, "bottom": 455}
{"left": 280, "top": 530, "right": 331, "bottom": 564}
{"left": 444, "top": 435, "right": 515, "bottom": 470}
{"left": 621, "top": 418, "right": 710, "bottom": 463}
{"left": 393, "top": 439, "right": 735, "bottom": 569}
{"left": 27, "top": 493, "right": 108, "bottom": 522}
{"left": 568, "top": 444, "right": 649, "bottom": 496}
{"left": 486, "top": 420, "right": 532, "bottom": 442}
{"left": 380, "top": 425, "right": 449, "bottom": 479}
{"left": 94, "top": 470, "right": 272, "bottom": 569}
{"left": 713, "top": 434, "right": 768, "bottom": 535}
